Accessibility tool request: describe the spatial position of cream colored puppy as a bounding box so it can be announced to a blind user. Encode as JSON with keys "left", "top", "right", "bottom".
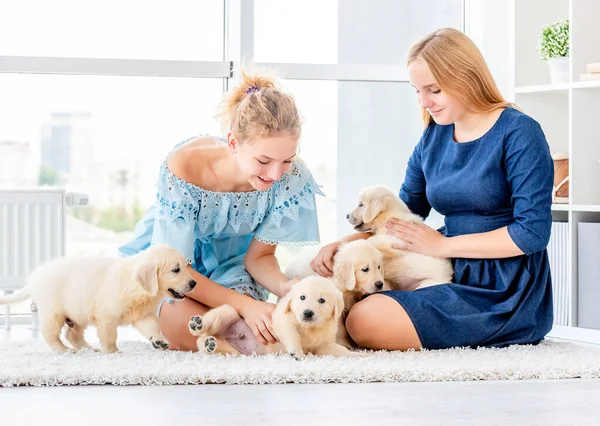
{"left": 331, "top": 240, "right": 388, "bottom": 309}
{"left": 285, "top": 240, "right": 388, "bottom": 348}
{"left": 347, "top": 185, "right": 453, "bottom": 291}
{"left": 0, "top": 244, "right": 196, "bottom": 353}
{"left": 188, "top": 276, "right": 361, "bottom": 358}
{"left": 327, "top": 240, "right": 389, "bottom": 348}
{"left": 285, "top": 239, "right": 388, "bottom": 304}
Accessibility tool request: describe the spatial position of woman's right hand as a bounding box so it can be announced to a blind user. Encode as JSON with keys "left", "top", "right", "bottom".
{"left": 238, "top": 299, "right": 278, "bottom": 345}
{"left": 310, "top": 241, "right": 341, "bottom": 277}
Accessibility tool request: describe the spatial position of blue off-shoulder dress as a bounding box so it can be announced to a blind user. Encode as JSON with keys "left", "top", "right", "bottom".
{"left": 382, "top": 107, "right": 555, "bottom": 349}
{"left": 119, "top": 137, "right": 323, "bottom": 301}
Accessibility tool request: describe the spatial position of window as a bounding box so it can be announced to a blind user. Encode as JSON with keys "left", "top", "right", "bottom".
{"left": 0, "top": 74, "right": 223, "bottom": 316}
{"left": 0, "top": 0, "right": 224, "bottom": 60}
{"left": 281, "top": 80, "right": 338, "bottom": 243}
{"left": 254, "top": 0, "right": 338, "bottom": 64}
{"left": 0, "top": 73, "right": 223, "bottom": 257}
{"left": 1, "top": 1, "right": 463, "bottom": 321}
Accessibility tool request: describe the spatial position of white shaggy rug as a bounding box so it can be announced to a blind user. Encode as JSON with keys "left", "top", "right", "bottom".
{"left": 1, "top": 339, "right": 600, "bottom": 387}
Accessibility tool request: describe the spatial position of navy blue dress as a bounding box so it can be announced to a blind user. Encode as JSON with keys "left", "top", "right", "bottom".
{"left": 382, "top": 107, "right": 555, "bottom": 349}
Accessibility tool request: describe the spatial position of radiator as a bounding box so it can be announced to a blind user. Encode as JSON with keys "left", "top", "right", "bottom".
{"left": 0, "top": 189, "right": 66, "bottom": 330}
{"left": 547, "top": 221, "right": 571, "bottom": 326}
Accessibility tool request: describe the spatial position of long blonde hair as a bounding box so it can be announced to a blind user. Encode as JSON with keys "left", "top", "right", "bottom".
{"left": 218, "top": 67, "right": 302, "bottom": 142}
{"left": 407, "top": 28, "right": 517, "bottom": 127}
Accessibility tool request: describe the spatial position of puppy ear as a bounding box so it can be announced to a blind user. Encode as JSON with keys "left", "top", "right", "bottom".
{"left": 363, "top": 199, "right": 383, "bottom": 224}
{"left": 333, "top": 291, "right": 345, "bottom": 320}
{"left": 281, "top": 294, "right": 293, "bottom": 314}
{"left": 135, "top": 262, "right": 159, "bottom": 296}
{"left": 333, "top": 258, "right": 356, "bottom": 291}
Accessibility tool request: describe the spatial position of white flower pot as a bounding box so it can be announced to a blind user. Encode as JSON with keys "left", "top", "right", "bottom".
{"left": 548, "top": 57, "right": 569, "bottom": 84}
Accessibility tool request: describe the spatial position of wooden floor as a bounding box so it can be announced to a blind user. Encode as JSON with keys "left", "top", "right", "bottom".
{"left": 2, "top": 326, "right": 600, "bottom": 426}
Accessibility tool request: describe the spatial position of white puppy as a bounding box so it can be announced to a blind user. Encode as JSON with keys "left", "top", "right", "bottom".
{"left": 285, "top": 239, "right": 387, "bottom": 302}
{"left": 188, "top": 276, "right": 361, "bottom": 358}
{"left": 0, "top": 244, "right": 196, "bottom": 353}
{"left": 347, "top": 185, "right": 453, "bottom": 291}
{"left": 284, "top": 240, "right": 388, "bottom": 348}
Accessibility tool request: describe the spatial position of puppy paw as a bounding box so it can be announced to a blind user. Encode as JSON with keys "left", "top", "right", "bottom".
{"left": 204, "top": 336, "right": 217, "bottom": 354}
{"left": 151, "top": 338, "right": 170, "bottom": 350}
{"left": 188, "top": 315, "right": 203, "bottom": 336}
{"left": 289, "top": 351, "right": 305, "bottom": 361}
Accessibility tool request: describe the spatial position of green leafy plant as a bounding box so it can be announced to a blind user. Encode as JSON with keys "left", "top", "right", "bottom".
{"left": 537, "top": 20, "right": 569, "bottom": 61}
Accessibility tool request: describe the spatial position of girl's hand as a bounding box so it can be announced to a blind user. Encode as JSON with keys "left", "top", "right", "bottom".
{"left": 385, "top": 219, "right": 449, "bottom": 258}
{"left": 238, "top": 299, "right": 278, "bottom": 345}
{"left": 310, "top": 241, "right": 341, "bottom": 277}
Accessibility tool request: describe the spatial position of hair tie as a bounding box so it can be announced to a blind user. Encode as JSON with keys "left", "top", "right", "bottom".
{"left": 246, "top": 85, "right": 260, "bottom": 94}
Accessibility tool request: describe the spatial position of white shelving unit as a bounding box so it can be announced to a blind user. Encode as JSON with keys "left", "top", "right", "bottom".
{"left": 511, "top": 0, "right": 600, "bottom": 343}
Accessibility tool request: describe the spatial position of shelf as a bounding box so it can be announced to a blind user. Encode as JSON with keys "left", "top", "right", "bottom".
{"left": 514, "top": 81, "right": 600, "bottom": 93}
{"left": 510, "top": 0, "right": 600, "bottom": 345}
{"left": 548, "top": 325, "right": 600, "bottom": 345}
{"left": 514, "top": 83, "right": 570, "bottom": 94}
{"left": 572, "top": 80, "right": 600, "bottom": 90}
{"left": 572, "top": 204, "right": 600, "bottom": 212}
{"left": 550, "top": 204, "right": 600, "bottom": 212}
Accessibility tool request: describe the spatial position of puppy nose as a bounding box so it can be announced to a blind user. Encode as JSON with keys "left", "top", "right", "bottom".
{"left": 189, "top": 280, "right": 197, "bottom": 289}
{"left": 375, "top": 281, "right": 384, "bottom": 290}
{"left": 303, "top": 309, "right": 314, "bottom": 319}
{"left": 345, "top": 213, "right": 350, "bottom": 219}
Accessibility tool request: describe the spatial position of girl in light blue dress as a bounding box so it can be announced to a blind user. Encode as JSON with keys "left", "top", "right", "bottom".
{"left": 119, "top": 69, "right": 323, "bottom": 350}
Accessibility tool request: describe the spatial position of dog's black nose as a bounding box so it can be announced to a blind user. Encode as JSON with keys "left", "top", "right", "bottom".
{"left": 375, "top": 281, "right": 384, "bottom": 290}
{"left": 345, "top": 213, "right": 350, "bottom": 219}
{"left": 303, "top": 310, "right": 314, "bottom": 319}
{"left": 189, "top": 280, "right": 197, "bottom": 289}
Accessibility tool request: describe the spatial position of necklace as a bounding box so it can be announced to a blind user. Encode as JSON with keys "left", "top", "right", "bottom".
{"left": 455, "top": 111, "right": 490, "bottom": 142}
{"left": 472, "top": 111, "right": 490, "bottom": 133}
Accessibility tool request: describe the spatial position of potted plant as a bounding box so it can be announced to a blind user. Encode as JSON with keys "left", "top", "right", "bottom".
{"left": 537, "top": 20, "right": 569, "bottom": 84}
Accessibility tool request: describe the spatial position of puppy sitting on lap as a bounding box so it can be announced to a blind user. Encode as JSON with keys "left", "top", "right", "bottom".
{"left": 0, "top": 244, "right": 196, "bottom": 353}
{"left": 188, "top": 276, "right": 361, "bottom": 358}
{"left": 285, "top": 239, "right": 388, "bottom": 348}
{"left": 348, "top": 185, "right": 453, "bottom": 291}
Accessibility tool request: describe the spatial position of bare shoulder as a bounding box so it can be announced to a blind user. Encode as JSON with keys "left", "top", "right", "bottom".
{"left": 166, "top": 136, "right": 221, "bottom": 184}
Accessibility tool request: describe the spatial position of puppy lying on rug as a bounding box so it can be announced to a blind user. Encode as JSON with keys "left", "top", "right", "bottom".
{"left": 188, "top": 276, "right": 361, "bottom": 358}
{"left": 347, "top": 185, "right": 453, "bottom": 291}
{"left": 285, "top": 239, "right": 388, "bottom": 347}
{"left": 0, "top": 244, "right": 196, "bottom": 353}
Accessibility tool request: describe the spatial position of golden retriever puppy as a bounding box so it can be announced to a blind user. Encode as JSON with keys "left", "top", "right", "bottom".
{"left": 329, "top": 240, "right": 389, "bottom": 348}
{"left": 188, "top": 276, "right": 361, "bottom": 358}
{"left": 284, "top": 240, "right": 388, "bottom": 348}
{"left": 0, "top": 244, "right": 196, "bottom": 353}
{"left": 285, "top": 239, "right": 388, "bottom": 302}
{"left": 347, "top": 185, "right": 453, "bottom": 291}
{"left": 332, "top": 240, "right": 387, "bottom": 309}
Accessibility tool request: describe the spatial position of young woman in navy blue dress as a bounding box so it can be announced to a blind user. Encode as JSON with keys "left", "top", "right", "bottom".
{"left": 311, "top": 28, "right": 554, "bottom": 350}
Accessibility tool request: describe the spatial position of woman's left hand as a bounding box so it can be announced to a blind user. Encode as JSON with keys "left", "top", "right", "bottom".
{"left": 385, "top": 219, "right": 449, "bottom": 258}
